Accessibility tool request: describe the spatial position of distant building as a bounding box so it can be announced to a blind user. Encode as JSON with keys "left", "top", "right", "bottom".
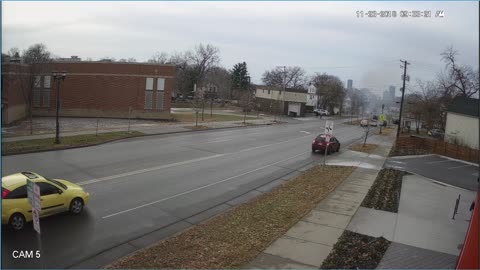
{"left": 56, "top": 56, "right": 82, "bottom": 62}
{"left": 255, "top": 86, "right": 307, "bottom": 117}
{"left": 444, "top": 96, "right": 479, "bottom": 149}
{"left": 2, "top": 61, "right": 175, "bottom": 124}
{"left": 306, "top": 84, "right": 318, "bottom": 109}
{"left": 347, "top": 79, "right": 353, "bottom": 90}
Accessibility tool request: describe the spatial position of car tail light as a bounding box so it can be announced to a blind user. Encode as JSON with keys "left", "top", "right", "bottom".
{"left": 312, "top": 140, "right": 316, "bottom": 144}
{"left": 2, "top": 188, "right": 10, "bottom": 199}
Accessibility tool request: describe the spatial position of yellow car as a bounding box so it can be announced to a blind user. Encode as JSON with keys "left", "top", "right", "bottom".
{"left": 2, "top": 172, "right": 90, "bottom": 231}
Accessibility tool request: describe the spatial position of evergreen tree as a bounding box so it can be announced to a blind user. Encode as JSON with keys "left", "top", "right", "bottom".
{"left": 231, "top": 62, "right": 249, "bottom": 90}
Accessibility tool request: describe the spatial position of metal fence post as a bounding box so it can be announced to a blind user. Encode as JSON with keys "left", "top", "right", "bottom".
{"left": 452, "top": 194, "right": 461, "bottom": 220}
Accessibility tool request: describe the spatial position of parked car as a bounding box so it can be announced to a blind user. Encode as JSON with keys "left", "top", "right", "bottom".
{"left": 393, "top": 119, "right": 400, "bottom": 125}
{"left": 311, "top": 134, "right": 341, "bottom": 154}
{"left": 428, "top": 129, "right": 445, "bottom": 138}
{"left": 314, "top": 109, "right": 329, "bottom": 116}
{"left": 2, "top": 172, "right": 90, "bottom": 231}
{"left": 370, "top": 120, "right": 378, "bottom": 127}
{"left": 360, "top": 119, "right": 369, "bottom": 127}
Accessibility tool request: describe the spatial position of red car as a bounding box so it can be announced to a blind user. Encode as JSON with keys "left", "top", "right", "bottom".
{"left": 311, "top": 134, "right": 341, "bottom": 154}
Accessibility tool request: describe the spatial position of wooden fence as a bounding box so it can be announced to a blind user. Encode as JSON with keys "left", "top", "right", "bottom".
{"left": 395, "top": 136, "right": 480, "bottom": 163}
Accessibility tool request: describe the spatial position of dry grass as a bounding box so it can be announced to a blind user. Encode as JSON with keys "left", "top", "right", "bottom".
{"left": 349, "top": 143, "right": 378, "bottom": 154}
{"left": 321, "top": 231, "right": 390, "bottom": 269}
{"left": 2, "top": 131, "right": 144, "bottom": 155}
{"left": 378, "top": 127, "right": 395, "bottom": 136}
{"left": 108, "top": 165, "right": 355, "bottom": 269}
{"left": 172, "top": 113, "right": 257, "bottom": 123}
{"left": 184, "top": 125, "right": 209, "bottom": 131}
{"left": 343, "top": 119, "right": 362, "bottom": 125}
{"left": 361, "top": 169, "right": 407, "bottom": 213}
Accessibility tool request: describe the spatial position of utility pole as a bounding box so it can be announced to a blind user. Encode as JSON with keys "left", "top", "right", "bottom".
{"left": 396, "top": 60, "right": 410, "bottom": 138}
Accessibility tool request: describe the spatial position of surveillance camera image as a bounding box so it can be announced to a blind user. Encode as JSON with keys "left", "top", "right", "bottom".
{"left": 1, "top": 1, "right": 478, "bottom": 269}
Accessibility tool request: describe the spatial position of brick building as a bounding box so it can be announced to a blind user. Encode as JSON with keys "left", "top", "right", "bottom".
{"left": 1, "top": 61, "right": 175, "bottom": 124}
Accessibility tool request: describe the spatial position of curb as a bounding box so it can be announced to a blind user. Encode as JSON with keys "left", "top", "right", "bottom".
{"left": 2, "top": 122, "right": 278, "bottom": 156}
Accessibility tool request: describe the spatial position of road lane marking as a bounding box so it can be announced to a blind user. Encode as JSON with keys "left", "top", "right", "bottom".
{"left": 77, "top": 154, "right": 224, "bottom": 186}
{"left": 447, "top": 164, "right": 473, "bottom": 170}
{"left": 79, "top": 134, "right": 311, "bottom": 186}
{"left": 426, "top": 160, "right": 450, "bottom": 164}
{"left": 300, "top": 131, "right": 311, "bottom": 134}
{"left": 102, "top": 151, "right": 309, "bottom": 219}
{"left": 237, "top": 135, "right": 311, "bottom": 153}
{"left": 202, "top": 139, "right": 232, "bottom": 144}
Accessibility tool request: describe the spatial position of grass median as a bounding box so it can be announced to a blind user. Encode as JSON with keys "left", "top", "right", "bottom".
{"left": 349, "top": 143, "right": 378, "bottom": 154}
{"left": 361, "top": 168, "right": 407, "bottom": 213}
{"left": 2, "top": 131, "right": 144, "bottom": 155}
{"left": 321, "top": 231, "right": 390, "bottom": 269}
{"left": 108, "top": 165, "right": 355, "bottom": 269}
{"left": 172, "top": 112, "right": 258, "bottom": 122}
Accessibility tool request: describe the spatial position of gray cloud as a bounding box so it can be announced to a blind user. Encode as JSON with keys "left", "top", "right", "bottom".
{"left": 3, "top": 1, "right": 478, "bottom": 96}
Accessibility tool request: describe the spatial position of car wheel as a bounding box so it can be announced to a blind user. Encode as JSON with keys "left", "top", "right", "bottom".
{"left": 311, "top": 148, "right": 316, "bottom": 153}
{"left": 337, "top": 145, "right": 340, "bottom": 152}
{"left": 9, "top": 213, "right": 26, "bottom": 231}
{"left": 69, "top": 198, "right": 84, "bottom": 214}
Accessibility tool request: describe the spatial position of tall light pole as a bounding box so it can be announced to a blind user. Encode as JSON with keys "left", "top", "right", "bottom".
{"left": 52, "top": 71, "right": 67, "bottom": 144}
{"left": 244, "top": 76, "right": 251, "bottom": 124}
{"left": 396, "top": 60, "right": 409, "bottom": 138}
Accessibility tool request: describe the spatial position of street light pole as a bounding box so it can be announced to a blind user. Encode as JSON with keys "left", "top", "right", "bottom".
{"left": 52, "top": 71, "right": 67, "bottom": 144}
{"left": 396, "top": 60, "right": 409, "bottom": 138}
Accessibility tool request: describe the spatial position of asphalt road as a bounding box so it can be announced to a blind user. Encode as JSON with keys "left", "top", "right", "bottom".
{"left": 385, "top": 154, "right": 479, "bottom": 191}
{"left": 2, "top": 118, "right": 367, "bottom": 269}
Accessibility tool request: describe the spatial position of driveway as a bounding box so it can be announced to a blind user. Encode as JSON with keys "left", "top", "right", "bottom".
{"left": 385, "top": 154, "right": 479, "bottom": 191}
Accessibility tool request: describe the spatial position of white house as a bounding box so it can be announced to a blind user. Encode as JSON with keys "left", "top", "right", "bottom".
{"left": 306, "top": 84, "right": 318, "bottom": 108}
{"left": 445, "top": 96, "right": 479, "bottom": 149}
{"left": 255, "top": 86, "right": 307, "bottom": 117}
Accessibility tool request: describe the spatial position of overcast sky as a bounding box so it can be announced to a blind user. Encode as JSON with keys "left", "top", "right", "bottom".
{"left": 3, "top": 1, "right": 478, "bottom": 97}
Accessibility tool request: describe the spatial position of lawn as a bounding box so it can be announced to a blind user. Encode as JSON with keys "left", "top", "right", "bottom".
{"left": 377, "top": 127, "right": 395, "bottom": 135}
{"left": 172, "top": 112, "right": 258, "bottom": 122}
{"left": 108, "top": 165, "right": 355, "bottom": 269}
{"left": 321, "top": 231, "right": 390, "bottom": 269}
{"left": 349, "top": 143, "right": 378, "bottom": 154}
{"left": 361, "top": 168, "right": 407, "bottom": 213}
{"left": 2, "top": 131, "right": 144, "bottom": 155}
{"left": 343, "top": 119, "right": 362, "bottom": 125}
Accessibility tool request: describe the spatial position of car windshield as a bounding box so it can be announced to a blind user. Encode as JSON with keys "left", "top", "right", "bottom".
{"left": 316, "top": 136, "right": 326, "bottom": 142}
{"left": 46, "top": 178, "right": 67, "bottom": 190}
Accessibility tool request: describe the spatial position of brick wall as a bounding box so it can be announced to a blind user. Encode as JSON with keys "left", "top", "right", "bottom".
{"left": 395, "top": 136, "right": 480, "bottom": 163}
{"left": 2, "top": 62, "right": 175, "bottom": 121}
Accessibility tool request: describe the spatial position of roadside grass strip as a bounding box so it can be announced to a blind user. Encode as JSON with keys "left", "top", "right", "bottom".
{"left": 377, "top": 127, "right": 394, "bottom": 136}
{"left": 2, "top": 131, "right": 143, "bottom": 155}
{"left": 361, "top": 168, "right": 407, "bottom": 213}
{"left": 343, "top": 119, "right": 362, "bottom": 126}
{"left": 321, "top": 230, "right": 390, "bottom": 269}
{"left": 172, "top": 113, "right": 257, "bottom": 123}
{"left": 349, "top": 143, "right": 378, "bottom": 154}
{"left": 389, "top": 146, "right": 431, "bottom": 157}
{"left": 108, "top": 165, "right": 355, "bottom": 269}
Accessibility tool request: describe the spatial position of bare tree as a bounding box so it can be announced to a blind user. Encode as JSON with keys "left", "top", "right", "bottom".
{"left": 261, "top": 66, "right": 307, "bottom": 90}
{"left": 148, "top": 52, "right": 169, "bottom": 64}
{"left": 204, "top": 66, "right": 232, "bottom": 106}
{"left": 19, "top": 43, "right": 52, "bottom": 134}
{"left": 440, "top": 46, "right": 479, "bottom": 98}
{"left": 310, "top": 73, "right": 346, "bottom": 114}
{"left": 188, "top": 44, "right": 220, "bottom": 88}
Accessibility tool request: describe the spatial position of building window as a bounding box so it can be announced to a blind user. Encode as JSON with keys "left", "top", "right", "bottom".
{"left": 146, "top": 78, "right": 154, "bottom": 90}
{"left": 34, "top": 76, "right": 41, "bottom": 88}
{"left": 145, "top": 78, "right": 154, "bottom": 109}
{"left": 42, "top": 90, "right": 50, "bottom": 107}
{"left": 33, "top": 90, "right": 41, "bottom": 107}
{"left": 268, "top": 90, "right": 270, "bottom": 95}
{"left": 157, "top": 78, "right": 165, "bottom": 91}
{"left": 156, "top": 91, "right": 164, "bottom": 110}
{"left": 43, "top": 76, "right": 51, "bottom": 88}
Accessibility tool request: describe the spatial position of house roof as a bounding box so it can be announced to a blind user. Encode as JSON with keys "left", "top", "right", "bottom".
{"left": 255, "top": 85, "right": 307, "bottom": 94}
{"left": 447, "top": 96, "right": 479, "bottom": 117}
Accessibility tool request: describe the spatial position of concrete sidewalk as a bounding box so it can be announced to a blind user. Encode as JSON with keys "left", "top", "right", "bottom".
{"left": 244, "top": 133, "right": 396, "bottom": 268}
